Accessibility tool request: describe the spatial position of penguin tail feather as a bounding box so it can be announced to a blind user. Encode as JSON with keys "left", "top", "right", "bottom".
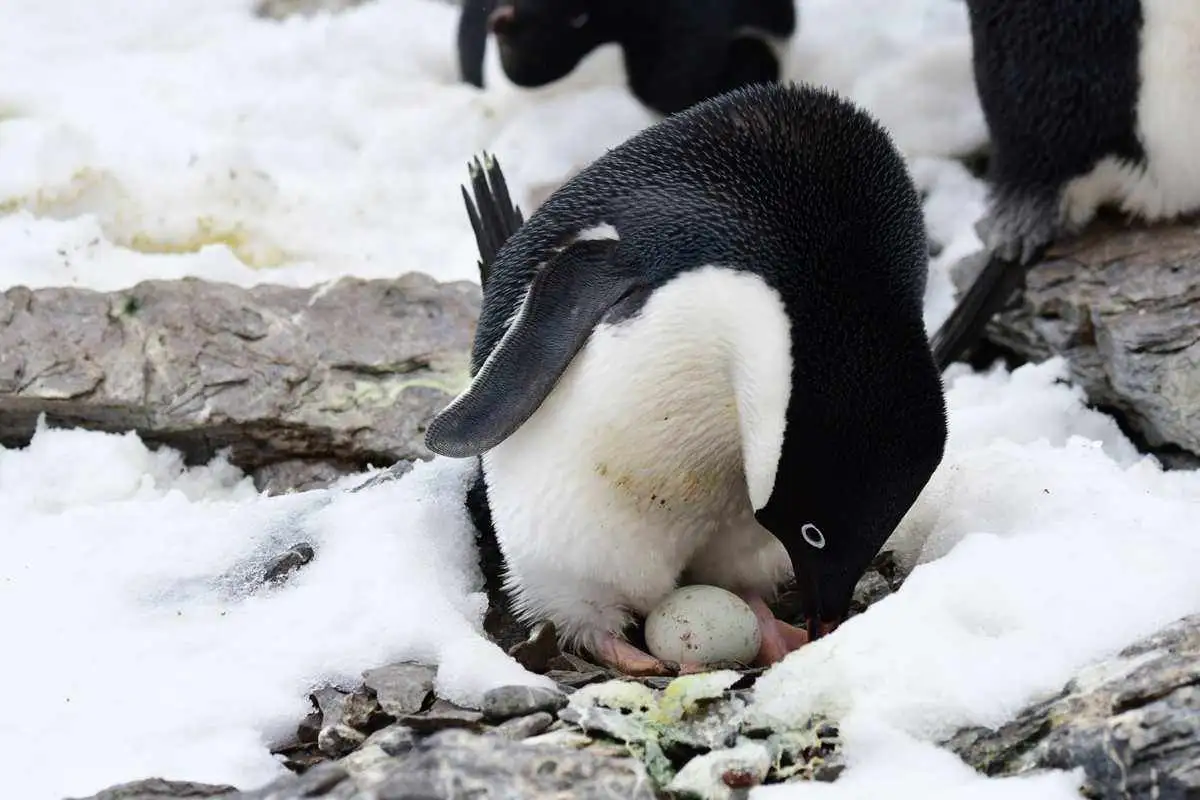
{"left": 929, "top": 250, "right": 1031, "bottom": 371}
{"left": 462, "top": 152, "right": 525, "bottom": 288}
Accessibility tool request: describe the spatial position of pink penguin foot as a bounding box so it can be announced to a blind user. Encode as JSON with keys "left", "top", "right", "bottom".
{"left": 739, "top": 591, "right": 812, "bottom": 667}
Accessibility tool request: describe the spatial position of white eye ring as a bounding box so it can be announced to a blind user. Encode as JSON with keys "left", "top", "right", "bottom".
{"left": 801, "top": 523, "right": 826, "bottom": 550}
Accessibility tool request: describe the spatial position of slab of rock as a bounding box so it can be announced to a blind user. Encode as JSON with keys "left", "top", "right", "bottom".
{"left": 68, "top": 779, "right": 239, "bottom": 800}
{"left": 0, "top": 275, "right": 478, "bottom": 472}
{"left": 361, "top": 662, "right": 435, "bottom": 717}
{"left": 951, "top": 212, "right": 1200, "bottom": 458}
{"left": 480, "top": 685, "right": 568, "bottom": 721}
{"left": 947, "top": 613, "right": 1200, "bottom": 799}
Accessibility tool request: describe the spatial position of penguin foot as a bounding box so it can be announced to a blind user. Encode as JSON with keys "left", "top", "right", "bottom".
{"left": 740, "top": 592, "right": 811, "bottom": 667}
{"left": 593, "top": 633, "right": 680, "bottom": 677}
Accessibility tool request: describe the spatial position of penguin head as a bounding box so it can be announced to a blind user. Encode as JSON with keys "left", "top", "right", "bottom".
{"left": 488, "top": 0, "right": 604, "bottom": 87}
{"left": 753, "top": 328, "right": 948, "bottom": 641}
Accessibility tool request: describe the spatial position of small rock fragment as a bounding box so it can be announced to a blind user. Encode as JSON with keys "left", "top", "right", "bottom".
{"left": 507, "top": 620, "right": 562, "bottom": 673}
{"left": 317, "top": 724, "right": 365, "bottom": 758}
{"left": 239, "top": 761, "right": 349, "bottom": 799}
{"left": 545, "top": 667, "right": 607, "bottom": 690}
{"left": 360, "top": 723, "right": 417, "bottom": 756}
{"left": 481, "top": 685, "right": 568, "bottom": 721}
{"left": 522, "top": 729, "right": 595, "bottom": 749}
{"left": 340, "top": 687, "right": 389, "bottom": 732}
{"left": 849, "top": 569, "right": 891, "bottom": 616}
{"left": 361, "top": 662, "right": 435, "bottom": 716}
{"left": 262, "top": 543, "right": 317, "bottom": 584}
{"left": 491, "top": 711, "right": 555, "bottom": 740}
{"left": 398, "top": 698, "right": 485, "bottom": 733}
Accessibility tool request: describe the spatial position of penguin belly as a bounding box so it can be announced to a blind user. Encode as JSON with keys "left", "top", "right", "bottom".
{"left": 1063, "top": 0, "right": 1200, "bottom": 225}
{"left": 480, "top": 265, "right": 795, "bottom": 656}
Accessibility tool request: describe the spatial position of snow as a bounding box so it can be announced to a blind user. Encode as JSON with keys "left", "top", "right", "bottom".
{"left": 0, "top": 0, "right": 1195, "bottom": 799}
{"left": 0, "top": 421, "right": 550, "bottom": 798}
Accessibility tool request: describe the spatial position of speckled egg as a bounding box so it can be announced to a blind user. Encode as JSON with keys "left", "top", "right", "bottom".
{"left": 644, "top": 585, "right": 761, "bottom": 666}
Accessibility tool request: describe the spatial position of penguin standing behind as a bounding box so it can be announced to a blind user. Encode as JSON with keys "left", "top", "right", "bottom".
{"left": 932, "top": 0, "right": 1200, "bottom": 367}
{"left": 426, "top": 82, "right": 948, "bottom": 676}
{"left": 456, "top": 0, "right": 796, "bottom": 116}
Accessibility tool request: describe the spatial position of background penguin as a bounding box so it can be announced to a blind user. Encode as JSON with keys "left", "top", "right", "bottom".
{"left": 426, "top": 82, "right": 949, "bottom": 676}
{"left": 931, "top": 0, "right": 1200, "bottom": 368}
{"left": 456, "top": 0, "right": 796, "bottom": 116}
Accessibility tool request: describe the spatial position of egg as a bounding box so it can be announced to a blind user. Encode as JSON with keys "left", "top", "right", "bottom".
{"left": 643, "top": 585, "right": 762, "bottom": 666}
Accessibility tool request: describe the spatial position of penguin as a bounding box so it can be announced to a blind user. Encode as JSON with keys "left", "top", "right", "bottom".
{"left": 931, "top": 0, "right": 1200, "bottom": 368}
{"left": 456, "top": 0, "right": 796, "bottom": 116}
{"left": 426, "top": 82, "right": 949, "bottom": 676}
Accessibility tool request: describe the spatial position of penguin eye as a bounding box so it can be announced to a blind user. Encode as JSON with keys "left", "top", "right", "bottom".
{"left": 801, "top": 523, "right": 826, "bottom": 550}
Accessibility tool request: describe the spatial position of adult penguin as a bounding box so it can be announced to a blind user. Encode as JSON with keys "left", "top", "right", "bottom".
{"left": 428, "top": 82, "right": 948, "bottom": 675}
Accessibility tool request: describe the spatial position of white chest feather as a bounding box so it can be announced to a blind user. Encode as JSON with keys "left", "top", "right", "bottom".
{"left": 1064, "top": 0, "right": 1200, "bottom": 224}
{"left": 481, "top": 265, "right": 795, "bottom": 651}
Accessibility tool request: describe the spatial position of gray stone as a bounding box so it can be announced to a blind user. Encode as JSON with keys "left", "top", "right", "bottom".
{"left": 480, "top": 685, "right": 568, "bottom": 722}
{"left": 506, "top": 619, "right": 562, "bottom": 673}
{"left": 0, "top": 275, "right": 478, "bottom": 472}
{"left": 67, "top": 779, "right": 238, "bottom": 800}
{"left": 309, "top": 687, "right": 349, "bottom": 731}
{"left": 253, "top": 460, "right": 356, "bottom": 495}
{"left": 339, "top": 687, "right": 388, "bottom": 732}
{"left": 236, "top": 762, "right": 348, "bottom": 799}
{"left": 361, "top": 662, "right": 435, "bottom": 717}
{"left": 952, "top": 213, "right": 1200, "bottom": 457}
{"left": 491, "top": 711, "right": 555, "bottom": 740}
{"left": 360, "top": 724, "right": 417, "bottom": 756}
{"left": 946, "top": 613, "right": 1200, "bottom": 800}
{"left": 252, "top": 0, "right": 372, "bottom": 21}
{"left": 317, "top": 724, "right": 366, "bottom": 758}
{"left": 262, "top": 543, "right": 315, "bottom": 585}
{"left": 374, "top": 729, "right": 657, "bottom": 799}
{"left": 397, "top": 698, "right": 485, "bottom": 734}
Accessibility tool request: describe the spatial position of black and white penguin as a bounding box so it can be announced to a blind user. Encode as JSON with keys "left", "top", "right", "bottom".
{"left": 427, "top": 83, "right": 948, "bottom": 676}
{"left": 932, "top": 0, "right": 1200, "bottom": 367}
{"left": 456, "top": 0, "right": 796, "bottom": 116}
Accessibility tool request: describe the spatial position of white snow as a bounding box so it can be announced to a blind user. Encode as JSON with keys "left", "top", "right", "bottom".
{"left": 0, "top": 0, "right": 1195, "bottom": 799}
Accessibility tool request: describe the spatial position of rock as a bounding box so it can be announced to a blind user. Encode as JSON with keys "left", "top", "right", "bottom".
{"left": 361, "top": 662, "right": 435, "bottom": 717}
{"left": 339, "top": 687, "right": 389, "bottom": 732}
{"left": 373, "top": 729, "right": 657, "bottom": 799}
{"left": 397, "top": 698, "right": 485, "bottom": 734}
{"left": 507, "top": 620, "right": 562, "bottom": 674}
{"left": 252, "top": 0, "right": 372, "bottom": 21}
{"left": 236, "top": 762, "right": 349, "bottom": 799}
{"left": 317, "top": 724, "right": 366, "bottom": 758}
{"left": 359, "top": 724, "right": 417, "bottom": 757}
{"left": 262, "top": 543, "right": 315, "bottom": 585}
{"left": 67, "top": 779, "right": 239, "bottom": 800}
{"left": 0, "top": 276, "right": 478, "bottom": 472}
{"left": 253, "top": 460, "right": 357, "bottom": 495}
{"left": 309, "top": 687, "right": 349, "bottom": 731}
{"left": 952, "top": 212, "right": 1200, "bottom": 458}
{"left": 491, "top": 711, "right": 556, "bottom": 740}
{"left": 946, "top": 613, "right": 1200, "bottom": 799}
{"left": 480, "top": 685, "right": 568, "bottom": 722}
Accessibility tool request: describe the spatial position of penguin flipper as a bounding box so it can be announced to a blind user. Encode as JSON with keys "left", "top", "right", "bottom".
{"left": 462, "top": 153, "right": 524, "bottom": 288}
{"left": 425, "top": 237, "right": 636, "bottom": 458}
{"left": 929, "top": 250, "right": 1028, "bottom": 370}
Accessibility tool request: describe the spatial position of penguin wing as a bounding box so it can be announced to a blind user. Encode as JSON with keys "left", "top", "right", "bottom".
{"left": 425, "top": 236, "right": 639, "bottom": 458}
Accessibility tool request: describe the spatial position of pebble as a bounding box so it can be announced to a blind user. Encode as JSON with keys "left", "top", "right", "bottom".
{"left": 480, "top": 685, "right": 568, "bottom": 721}
{"left": 362, "top": 662, "right": 435, "bottom": 716}
{"left": 398, "top": 699, "right": 485, "bottom": 733}
{"left": 491, "top": 711, "right": 555, "bottom": 740}
{"left": 317, "top": 724, "right": 366, "bottom": 758}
